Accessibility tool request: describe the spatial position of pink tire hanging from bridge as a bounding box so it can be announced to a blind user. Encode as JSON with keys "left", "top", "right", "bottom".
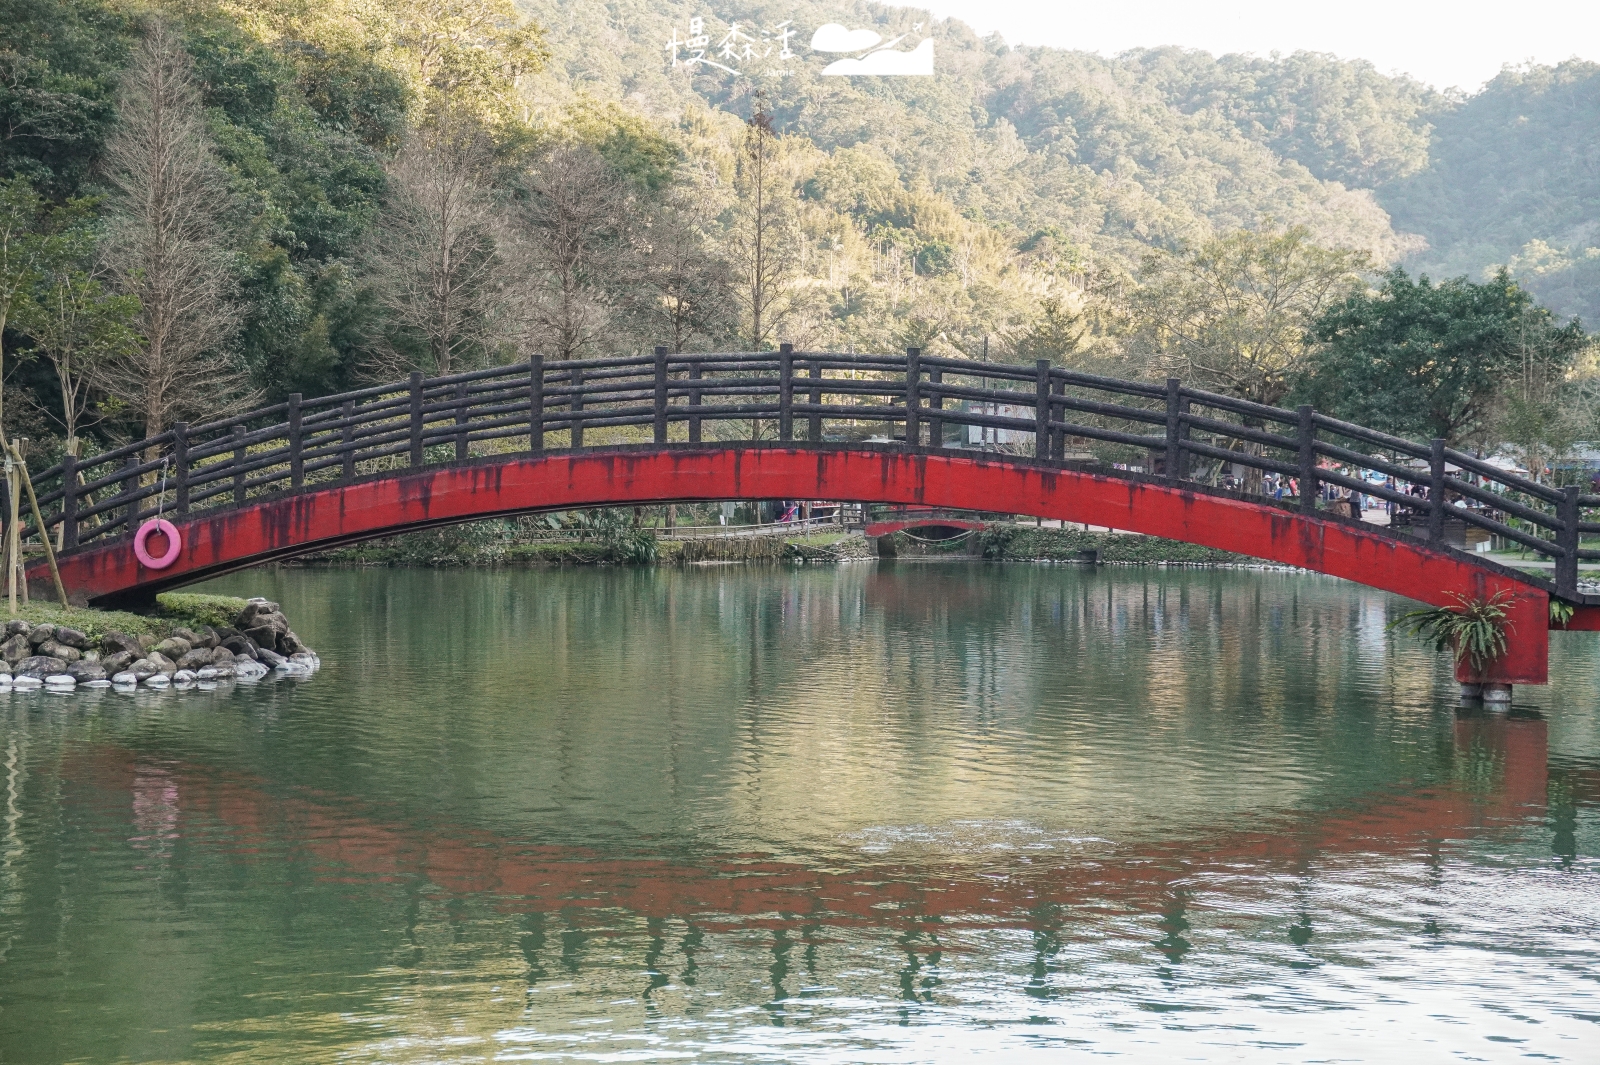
{"left": 133, "top": 519, "right": 181, "bottom": 570}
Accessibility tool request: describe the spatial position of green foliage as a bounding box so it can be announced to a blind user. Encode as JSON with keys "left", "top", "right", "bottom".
{"left": 977, "top": 523, "right": 1018, "bottom": 559}
{"left": 1128, "top": 226, "right": 1368, "bottom": 406}
{"left": 0, "top": 0, "right": 133, "bottom": 196}
{"left": 1550, "top": 600, "right": 1575, "bottom": 627}
{"left": 155, "top": 592, "right": 251, "bottom": 630}
{"left": 562, "top": 99, "right": 681, "bottom": 192}
{"left": 1006, "top": 296, "right": 1087, "bottom": 366}
{"left": 566, "top": 508, "right": 659, "bottom": 563}
{"left": 1387, "top": 591, "right": 1513, "bottom": 672}
{"left": 1301, "top": 267, "right": 1588, "bottom": 445}
{"left": 1379, "top": 61, "right": 1600, "bottom": 323}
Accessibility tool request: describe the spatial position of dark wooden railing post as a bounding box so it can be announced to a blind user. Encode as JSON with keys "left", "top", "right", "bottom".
{"left": 232, "top": 425, "right": 247, "bottom": 505}
{"left": 927, "top": 367, "right": 943, "bottom": 449}
{"left": 1164, "top": 378, "right": 1183, "bottom": 484}
{"left": 172, "top": 422, "right": 189, "bottom": 516}
{"left": 570, "top": 366, "right": 584, "bottom": 448}
{"left": 408, "top": 372, "right": 424, "bottom": 467}
{"left": 454, "top": 381, "right": 470, "bottom": 461}
{"left": 808, "top": 358, "right": 823, "bottom": 442}
{"left": 59, "top": 450, "right": 77, "bottom": 550}
{"left": 1427, "top": 437, "right": 1447, "bottom": 542}
{"left": 288, "top": 393, "right": 304, "bottom": 489}
{"left": 1035, "top": 360, "right": 1051, "bottom": 459}
{"left": 122, "top": 456, "right": 139, "bottom": 532}
{"left": 688, "top": 361, "right": 702, "bottom": 444}
{"left": 654, "top": 346, "right": 669, "bottom": 445}
{"left": 1297, "top": 406, "right": 1318, "bottom": 512}
{"left": 1557, "top": 485, "right": 1580, "bottom": 598}
{"left": 529, "top": 353, "right": 545, "bottom": 452}
{"left": 778, "top": 343, "right": 794, "bottom": 442}
{"left": 904, "top": 348, "right": 921, "bottom": 447}
{"left": 340, "top": 401, "right": 355, "bottom": 483}
{"left": 1050, "top": 375, "right": 1065, "bottom": 460}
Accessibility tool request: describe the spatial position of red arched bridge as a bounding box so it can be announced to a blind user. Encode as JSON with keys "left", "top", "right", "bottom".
{"left": 19, "top": 347, "right": 1600, "bottom": 686}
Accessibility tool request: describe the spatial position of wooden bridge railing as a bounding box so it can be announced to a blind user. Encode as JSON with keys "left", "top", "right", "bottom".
{"left": 18, "top": 347, "right": 1595, "bottom": 598}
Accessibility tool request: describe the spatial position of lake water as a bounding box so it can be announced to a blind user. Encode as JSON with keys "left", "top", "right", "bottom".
{"left": 0, "top": 563, "right": 1596, "bottom": 1063}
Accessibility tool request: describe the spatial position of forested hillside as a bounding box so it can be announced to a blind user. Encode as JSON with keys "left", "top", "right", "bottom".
{"left": 518, "top": 0, "right": 1600, "bottom": 321}
{"left": 0, "top": 0, "right": 1595, "bottom": 475}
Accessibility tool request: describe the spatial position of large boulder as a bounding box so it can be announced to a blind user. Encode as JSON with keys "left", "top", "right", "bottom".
{"left": 235, "top": 600, "right": 281, "bottom": 627}
{"left": 255, "top": 646, "right": 286, "bottom": 668}
{"left": 193, "top": 627, "right": 220, "bottom": 650}
{"left": 99, "top": 631, "right": 142, "bottom": 657}
{"left": 101, "top": 650, "right": 136, "bottom": 674}
{"left": 66, "top": 660, "right": 106, "bottom": 682}
{"left": 136, "top": 633, "right": 157, "bottom": 653}
{"left": 27, "top": 623, "right": 55, "bottom": 647}
{"left": 221, "top": 634, "right": 259, "bottom": 659}
{"left": 153, "top": 637, "right": 191, "bottom": 659}
{"left": 37, "top": 640, "right": 81, "bottom": 662}
{"left": 53, "top": 626, "right": 90, "bottom": 650}
{"left": 146, "top": 651, "right": 177, "bottom": 675}
{"left": 15, "top": 655, "right": 67, "bottom": 679}
{"left": 3, "top": 619, "right": 30, "bottom": 638}
{"left": 176, "top": 648, "right": 213, "bottom": 671}
{"left": 128, "top": 658, "right": 161, "bottom": 680}
{"left": 0, "top": 633, "right": 30, "bottom": 664}
{"left": 280, "top": 630, "right": 309, "bottom": 656}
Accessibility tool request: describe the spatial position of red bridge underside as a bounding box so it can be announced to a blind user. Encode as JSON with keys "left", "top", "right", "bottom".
{"left": 38, "top": 445, "right": 1562, "bottom": 683}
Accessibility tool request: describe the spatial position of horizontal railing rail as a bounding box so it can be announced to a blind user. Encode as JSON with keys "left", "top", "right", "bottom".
{"left": 14, "top": 345, "right": 1589, "bottom": 598}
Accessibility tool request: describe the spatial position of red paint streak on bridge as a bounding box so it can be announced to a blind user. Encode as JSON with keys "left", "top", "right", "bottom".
{"left": 77, "top": 716, "right": 1550, "bottom": 930}
{"left": 39, "top": 446, "right": 1553, "bottom": 682}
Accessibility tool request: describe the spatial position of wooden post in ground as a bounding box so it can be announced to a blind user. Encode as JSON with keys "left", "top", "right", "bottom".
{"left": 6, "top": 440, "right": 67, "bottom": 605}
{"left": 4, "top": 442, "right": 16, "bottom": 615}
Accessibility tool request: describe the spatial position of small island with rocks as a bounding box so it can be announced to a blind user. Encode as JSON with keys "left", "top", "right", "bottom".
{"left": 0, "top": 596, "right": 319, "bottom": 692}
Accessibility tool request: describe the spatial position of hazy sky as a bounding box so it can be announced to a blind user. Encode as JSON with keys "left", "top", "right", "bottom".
{"left": 919, "top": 0, "right": 1600, "bottom": 91}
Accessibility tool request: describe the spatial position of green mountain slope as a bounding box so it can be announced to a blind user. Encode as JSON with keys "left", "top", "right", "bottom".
{"left": 518, "top": 0, "right": 1598, "bottom": 320}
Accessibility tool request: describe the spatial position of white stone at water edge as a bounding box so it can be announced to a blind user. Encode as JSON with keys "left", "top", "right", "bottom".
{"left": 143, "top": 674, "right": 170, "bottom": 688}
{"left": 82, "top": 679, "right": 111, "bottom": 688}
{"left": 12, "top": 676, "right": 41, "bottom": 689}
{"left": 111, "top": 672, "right": 137, "bottom": 686}
{"left": 197, "top": 667, "right": 218, "bottom": 680}
{"left": 44, "top": 675, "right": 75, "bottom": 688}
{"left": 173, "top": 670, "right": 197, "bottom": 686}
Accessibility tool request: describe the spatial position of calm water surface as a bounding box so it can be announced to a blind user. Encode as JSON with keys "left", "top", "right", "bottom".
{"left": 0, "top": 563, "right": 1597, "bottom": 1063}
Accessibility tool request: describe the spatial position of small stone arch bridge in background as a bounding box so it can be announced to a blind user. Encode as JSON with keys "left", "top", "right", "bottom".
{"left": 19, "top": 347, "right": 1600, "bottom": 689}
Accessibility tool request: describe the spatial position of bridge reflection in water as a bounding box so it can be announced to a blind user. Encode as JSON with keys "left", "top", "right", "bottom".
{"left": 4, "top": 565, "right": 1597, "bottom": 1060}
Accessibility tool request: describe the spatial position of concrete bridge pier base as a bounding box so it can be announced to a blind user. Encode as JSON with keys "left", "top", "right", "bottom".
{"left": 1482, "top": 683, "right": 1513, "bottom": 706}
{"left": 1459, "top": 683, "right": 1483, "bottom": 705}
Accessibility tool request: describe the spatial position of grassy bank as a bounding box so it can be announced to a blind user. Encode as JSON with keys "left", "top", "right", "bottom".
{"left": 4, "top": 593, "right": 252, "bottom": 640}
{"left": 310, "top": 526, "right": 877, "bottom": 566}
{"left": 985, "top": 526, "right": 1251, "bottom": 565}
{"left": 300, "top": 522, "right": 1255, "bottom": 568}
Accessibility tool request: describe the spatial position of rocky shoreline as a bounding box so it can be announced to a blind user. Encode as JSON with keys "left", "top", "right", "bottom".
{"left": 0, "top": 597, "right": 319, "bottom": 692}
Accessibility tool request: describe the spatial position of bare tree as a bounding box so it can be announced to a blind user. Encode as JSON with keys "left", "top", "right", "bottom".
{"left": 96, "top": 20, "right": 246, "bottom": 438}
{"left": 632, "top": 187, "right": 734, "bottom": 353}
{"left": 511, "top": 145, "right": 631, "bottom": 361}
{"left": 729, "top": 106, "right": 795, "bottom": 351}
{"left": 364, "top": 108, "right": 507, "bottom": 376}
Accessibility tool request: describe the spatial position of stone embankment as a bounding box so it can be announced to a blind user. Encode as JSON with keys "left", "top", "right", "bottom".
{"left": 0, "top": 597, "right": 318, "bottom": 692}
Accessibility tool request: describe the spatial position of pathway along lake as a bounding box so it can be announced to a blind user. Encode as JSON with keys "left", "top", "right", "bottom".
{"left": 1, "top": 564, "right": 1597, "bottom": 1063}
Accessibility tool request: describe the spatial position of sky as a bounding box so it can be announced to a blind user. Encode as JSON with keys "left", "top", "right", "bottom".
{"left": 919, "top": 0, "right": 1600, "bottom": 91}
